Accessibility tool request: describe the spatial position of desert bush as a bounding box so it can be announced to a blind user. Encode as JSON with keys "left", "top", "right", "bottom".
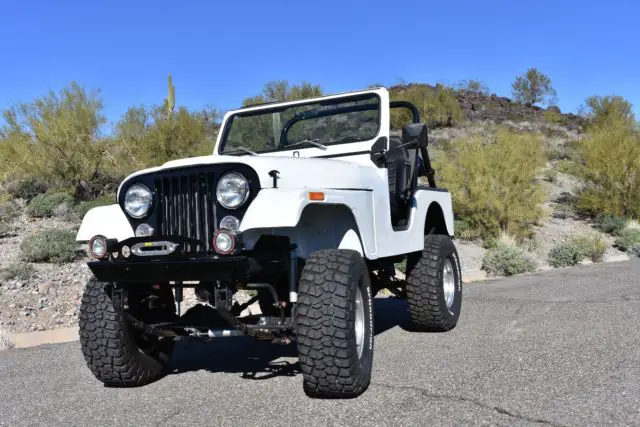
{"left": 436, "top": 128, "right": 546, "bottom": 239}
{"left": 26, "top": 192, "right": 74, "bottom": 218}
{"left": 613, "top": 229, "right": 640, "bottom": 252}
{"left": 555, "top": 159, "right": 580, "bottom": 175}
{"left": 548, "top": 241, "right": 584, "bottom": 267}
{"left": 552, "top": 203, "right": 575, "bottom": 220}
{"left": 20, "top": 229, "right": 80, "bottom": 263}
{"left": 0, "top": 201, "right": 18, "bottom": 223}
{"left": 389, "top": 84, "right": 464, "bottom": 129}
{"left": 593, "top": 213, "right": 627, "bottom": 235}
{"left": 0, "top": 222, "right": 16, "bottom": 238}
{"left": 543, "top": 168, "right": 557, "bottom": 183}
{"left": 454, "top": 219, "right": 482, "bottom": 240}
{"left": 482, "top": 243, "right": 535, "bottom": 277}
{"left": 572, "top": 233, "right": 607, "bottom": 263}
{"left": 457, "top": 79, "right": 489, "bottom": 95}
{"left": 2, "top": 262, "right": 35, "bottom": 281}
{"left": 114, "top": 104, "right": 218, "bottom": 173}
{"left": 74, "top": 195, "right": 115, "bottom": 219}
{"left": 574, "top": 119, "right": 640, "bottom": 218}
{"left": 242, "top": 80, "right": 323, "bottom": 105}
{"left": 5, "top": 178, "right": 49, "bottom": 201}
{"left": 512, "top": 68, "right": 557, "bottom": 106}
{"left": 1, "top": 82, "right": 110, "bottom": 193}
{"left": 583, "top": 95, "right": 635, "bottom": 127}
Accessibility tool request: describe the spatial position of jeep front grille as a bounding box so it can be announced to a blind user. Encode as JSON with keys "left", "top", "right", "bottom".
{"left": 154, "top": 172, "right": 217, "bottom": 252}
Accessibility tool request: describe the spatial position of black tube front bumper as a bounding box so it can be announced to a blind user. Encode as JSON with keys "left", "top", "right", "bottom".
{"left": 88, "top": 257, "right": 250, "bottom": 283}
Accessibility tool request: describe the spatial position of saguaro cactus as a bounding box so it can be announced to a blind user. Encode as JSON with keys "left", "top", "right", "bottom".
{"left": 167, "top": 74, "right": 176, "bottom": 118}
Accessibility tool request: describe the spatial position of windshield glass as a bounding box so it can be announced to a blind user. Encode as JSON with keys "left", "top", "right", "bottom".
{"left": 219, "top": 93, "right": 380, "bottom": 154}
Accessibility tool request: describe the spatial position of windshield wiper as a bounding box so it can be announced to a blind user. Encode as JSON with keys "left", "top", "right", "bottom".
{"left": 234, "top": 146, "right": 259, "bottom": 156}
{"left": 286, "top": 139, "right": 328, "bottom": 151}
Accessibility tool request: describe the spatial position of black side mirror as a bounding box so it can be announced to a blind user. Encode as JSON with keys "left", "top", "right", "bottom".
{"left": 402, "top": 123, "right": 428, "bottom": 148}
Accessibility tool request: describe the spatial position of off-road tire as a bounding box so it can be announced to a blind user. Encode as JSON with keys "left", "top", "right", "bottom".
{"left": 79, "top": 279, "right": 175, "bottom": 387}
{"left": 405, "top": 234, "right": 462, "bottom": 331}
{"left": 296, "top": 249, "right": 374, "bottom": 398}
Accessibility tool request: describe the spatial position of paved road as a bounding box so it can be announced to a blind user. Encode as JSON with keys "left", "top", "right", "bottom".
{"left": 1, "top": 260, "right": 639, "bottom": 426}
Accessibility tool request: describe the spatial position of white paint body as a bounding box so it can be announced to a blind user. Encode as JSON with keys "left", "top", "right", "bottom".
{"left": 76, "top": 88, "right": 455, "bottom": 260}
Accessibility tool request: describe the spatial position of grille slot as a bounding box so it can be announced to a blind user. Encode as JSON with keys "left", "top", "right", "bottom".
{"left": 155, "top": 172, "right": 217, "bottom": 253}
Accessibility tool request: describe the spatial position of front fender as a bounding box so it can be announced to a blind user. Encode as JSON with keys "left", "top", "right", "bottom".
{"left": 240, "top": 188, "right": 375, "bottom": 256}
{"left": 76, "top": 205, "right": 134, "bottom": 243}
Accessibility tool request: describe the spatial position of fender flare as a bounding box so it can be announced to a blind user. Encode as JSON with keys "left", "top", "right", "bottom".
{"left": 239, "top": 189, "right": 375, "bottom": 256}
{"left": 76, "top": 205, "right": 134, "bottom": 242}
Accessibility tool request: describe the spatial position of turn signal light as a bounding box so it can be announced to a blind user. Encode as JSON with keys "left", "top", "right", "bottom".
{"left": 308, "top": 192, "right": 325, "bottom": 201}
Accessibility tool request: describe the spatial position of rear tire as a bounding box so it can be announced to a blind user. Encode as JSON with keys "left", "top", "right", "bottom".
{"left": 405, "top": 235, "right": 462, "bottom": 331}
{"left": 296, "top": 249, "right": 374, "bottom": 398}
{"left": 79, "top": 279, "right": 175, "bottom": 387}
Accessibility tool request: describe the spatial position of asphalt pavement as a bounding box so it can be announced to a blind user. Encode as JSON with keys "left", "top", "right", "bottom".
{"left": 1, "top": 260, "right": 639, "bottom": 426}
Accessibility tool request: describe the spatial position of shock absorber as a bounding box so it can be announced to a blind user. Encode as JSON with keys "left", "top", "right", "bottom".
{"left": 289, "top": 244, "right": 298, "bottom": 303}
{"left": 174, "top": 283, "right": 183, "bottom": 316}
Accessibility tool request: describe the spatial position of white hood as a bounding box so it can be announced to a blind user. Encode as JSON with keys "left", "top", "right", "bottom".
{"left": 118, "top": 154, "right": 380, "bottom": 196}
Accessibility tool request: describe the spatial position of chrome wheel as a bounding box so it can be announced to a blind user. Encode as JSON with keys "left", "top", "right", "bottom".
{"left": 355, "top": 287, "right": 365, "bottom": 359}
{"left": 443, "top": 259, "right": 455, "bottom": 310}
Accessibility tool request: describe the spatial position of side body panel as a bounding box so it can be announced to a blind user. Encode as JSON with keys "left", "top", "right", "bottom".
{"left": 240, "top": 181, "right": 454, "bottom": 260}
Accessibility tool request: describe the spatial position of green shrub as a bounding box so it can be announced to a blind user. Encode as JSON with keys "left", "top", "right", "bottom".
{"left": 393, "top": 259, "right": 407, "bottom": 275}
{"left": 543, "top": 168, "right": 557, "bottom": 183}
{"left": 0, "top": 201, "right": 18, "bottom": 223}
{"left": 593, "top": 213, "right": 627, "bottom": 235}
{"left": 389, "top": 84, "right": 464, "bottom": 129}
{"left": 572, "top": 233, "right": 607, "bottom": 263}
{"left": 436, "top": 128, "right": 546, "bottom": 239}
{"left": 20, "top": 229, "right": 80, "bottom": 263}
{"left": 613, "top": 229, "right": 640, "bottom": 252}
{"left": 548, "top": 241, "right": 584, "bottom": 267}
{"left": 1, "top": 82, "right": 108, "bottom": 193}
{"left": 552, "top": 203, "right": 575, "bottom": 219}
{"left": 0, "top": 222, "right": 16, "bottom": 238}
{"left": 2, "top": 262, "right": 35, "bottom": 281}
{"left": 555, "top": 159, "right": 579, "bottom": 175}
{"left": 454, "top": 219, "right": 482, "bottom": 240}
{"left": 457, "top": 79, "right": 489, "bottom": 95}
{"left": 6, "top": 178, "right": 49, "bottom": 201}
{"left": 26, "top": 192, "right": 74, "bottom": 218}
{"left": 629, "top": 244, "right": 640, "bottom": 258}
{"left": 583, "top": 95, "right": 635, "bottom": 128}
{"left": 574, "top": 119, "right": 640, "bottom": 218}
{"left": 74, "top": 195, "right": 115, "bottom": 219}
{"left": 482, "top": 243, "right": 535, "bottom": 277}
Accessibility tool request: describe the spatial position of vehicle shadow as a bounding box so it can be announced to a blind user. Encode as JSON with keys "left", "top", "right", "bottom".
{"left": 169, "top": 297, "right": 410, "bottom": 380}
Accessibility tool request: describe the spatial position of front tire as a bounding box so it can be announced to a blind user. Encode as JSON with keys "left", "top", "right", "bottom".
{"left": 296, "top": 249, "right": 374, "bottom": 398}
{"left": 405, "top": 234, "right": 462, "bottom": 331}
{"left": 79, "top": 279, "right": 175, "bottom": 387}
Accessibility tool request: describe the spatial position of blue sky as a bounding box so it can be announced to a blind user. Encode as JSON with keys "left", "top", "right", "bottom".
{"left": 1, "top": 0, "right": 638, "bottom": 129}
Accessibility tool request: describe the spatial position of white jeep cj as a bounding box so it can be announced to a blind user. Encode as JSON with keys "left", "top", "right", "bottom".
{"left": 76, "top": 87, "right": 462, "bottom": 398}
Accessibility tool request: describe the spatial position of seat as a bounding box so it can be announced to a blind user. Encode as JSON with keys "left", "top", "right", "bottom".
{"left": 387, "top": 135, "right": 416, "bottom": 227}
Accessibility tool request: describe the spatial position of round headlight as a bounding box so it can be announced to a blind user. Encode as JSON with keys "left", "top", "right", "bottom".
{"left": 89, "top": 235, "right": 108, "bottom": 259}
{"left": 216, "top": 173, "right": 249, "bottom": 209}
{"left": 124, "top": 184, "right": 153, "bottom": 218}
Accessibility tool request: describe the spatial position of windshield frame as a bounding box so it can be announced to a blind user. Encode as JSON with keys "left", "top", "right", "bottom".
{"left": 217, "top": 92, "right": 382, "bottom": 156}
